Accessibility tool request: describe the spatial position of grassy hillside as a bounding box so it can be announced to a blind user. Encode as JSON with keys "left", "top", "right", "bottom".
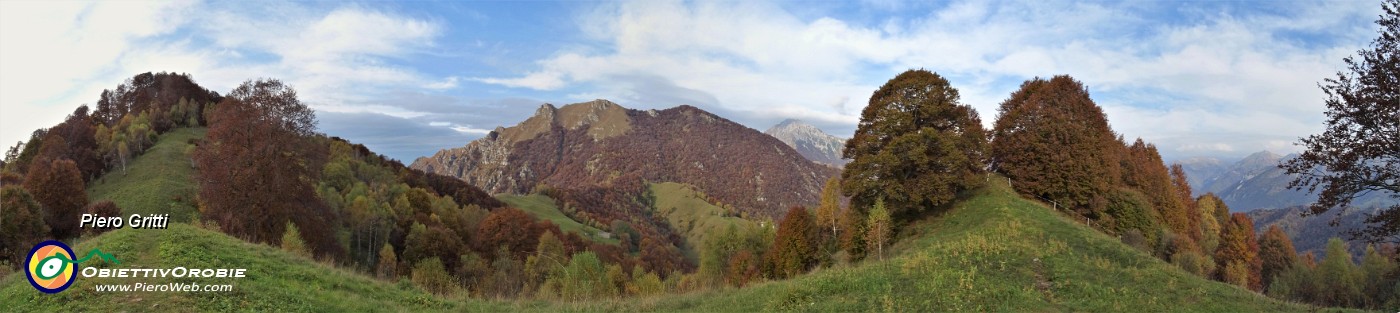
{"left": 649, "top": 182, "right": 762, "bottom": 255}
{"left": 554, "top": 178, "right": 1342, "bottom": 312}
{"left": 497, "top": 193, "right": 619, "bottom": 245}
{"left": 0, "top": 223, "right": 505, "bottom": 312}
{"left": 87, "top": 127, "right": 205, "bottom": 223}
{"left": 8, "top": 142, "right": 1347, "bottom": 311}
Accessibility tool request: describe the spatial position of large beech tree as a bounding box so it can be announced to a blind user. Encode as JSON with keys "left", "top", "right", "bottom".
{"left": 195, "top": 79, "right": 340, "bottom": 257}
{"left": 842, "top": 69, "right": 987, "bottom": 218}
{"left": 991, "top": 75, "right": 1121, "bottom": 218}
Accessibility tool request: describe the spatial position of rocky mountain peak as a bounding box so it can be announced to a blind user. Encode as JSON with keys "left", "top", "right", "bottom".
{"left": 764, "top": 119, "right": 849, "bottom": 168}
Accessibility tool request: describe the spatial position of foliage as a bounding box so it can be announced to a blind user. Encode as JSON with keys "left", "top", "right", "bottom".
{"left": 1280, "top": 0, "right": 1400, "bottom": 243}
{"left": 991, "top": 75, "right": 1121, "bottom": 218}
{"left": 1215, "top": 213, "right": 1261, "bottom": 291}
{"left": 195, "top": 79, "right": 341, "bottom": 258}
{"left": 557, "top": 251, "right": 617, "bottom": 301}
{"left": 866, "top": 198, "right": 892, "bottom": 262}
{"left": 842, "top": 69, "right": 986, "bottom": 218}
{"left": 815, "top": 177, "right": 842, "bottom": 254}
{"left": 839, "top": 204, "right": 867, "bottom": 261}
{"left": 764, "top": 206, "right": 820, "bottom": 279}
{"left": 1257, "top": 225, "right": 1297, "bottom": 292}
{"left": 0, "top": 186, "right": 47, "bottom": 268}
{"left": 377, "top": 243, "right": 397, "bottom": 280}
{"left": 280, "top": 222, "right": 310, "bottom": 258}
{"left": 411, "top": 257, "right": 458, "bottom": 296}
{"left": 83, "top": 200, "right": 121, "bottom": 236}
{"left": 24, "top": 158, "right": 87, "bottom": 239}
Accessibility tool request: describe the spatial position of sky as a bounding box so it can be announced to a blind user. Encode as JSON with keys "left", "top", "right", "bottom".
{"left": 0, "top": 0, "right": 1383, "bottom": 163}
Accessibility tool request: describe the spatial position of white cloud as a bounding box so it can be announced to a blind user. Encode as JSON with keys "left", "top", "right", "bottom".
{"left": 478, "top": 0, "right": 1378, "bottom": 159}
{"left": 0, "top": 1, "right": 459, "bottom": 156}
{"left": 1, "top": 0, "right": 197, "bottom": 147}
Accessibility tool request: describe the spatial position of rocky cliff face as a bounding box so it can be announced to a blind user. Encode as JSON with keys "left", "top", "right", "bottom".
{"left": 764, "top": 119, "right": 849, "bottom": 168}
{"left": 411, "top": 100, "right": 837, "bottom": 219}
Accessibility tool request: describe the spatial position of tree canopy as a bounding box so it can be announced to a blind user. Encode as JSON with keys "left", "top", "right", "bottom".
{"left": 842, "top": 69, "right": 987, "bottom": 218}
{"left": 1281, "top": 0, "right": 1400, "bottom": 244}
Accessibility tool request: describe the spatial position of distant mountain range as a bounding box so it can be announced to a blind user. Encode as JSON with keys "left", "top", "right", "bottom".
{"left": 1175, "top": 150, "right": 1395, "bottom": 212}
{"left": 763, "top": 119, "right": 849, "bottom": 168}
{"left": 411, "top": 100, "right": 837, "bottom": 219}
{"left": 1247, "top": 205, "right": 1382, "bottom": 260}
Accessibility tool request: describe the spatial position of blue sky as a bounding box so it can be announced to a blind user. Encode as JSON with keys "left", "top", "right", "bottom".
{"left": 0, "top": 0, "right": 1382, "bottom": 163}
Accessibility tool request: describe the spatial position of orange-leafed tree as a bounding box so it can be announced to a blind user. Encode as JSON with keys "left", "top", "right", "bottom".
{"left": 991, "top": 75, "right": 1121, "bottom": 218}
{"left": 1216, "top": 213, "right": 1262, "bottom": 290}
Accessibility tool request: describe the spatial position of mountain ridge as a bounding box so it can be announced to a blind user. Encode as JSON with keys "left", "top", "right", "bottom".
{"left": 412, "top": 100, "right": 838, "bottom": 219}
{"left": 763, "top": 119, "right": 849, "bottom": 168}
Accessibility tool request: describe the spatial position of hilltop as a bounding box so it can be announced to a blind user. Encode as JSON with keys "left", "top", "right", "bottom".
{"left": 412, "top": 100, "right": 837, "bottom": 220}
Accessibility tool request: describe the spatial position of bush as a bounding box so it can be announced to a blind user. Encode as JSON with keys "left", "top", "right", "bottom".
{"left": 411, "top": 257, "right": 457, "bottom": 296}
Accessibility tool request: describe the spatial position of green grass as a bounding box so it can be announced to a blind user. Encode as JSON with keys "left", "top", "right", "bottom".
{"left": 10, "top": 138, "right": 1352, "bottom": 311}
{"left": 0, "top": 223, "right": 506, "bottom": 312}
{"left": 497, "top": 193, "right": 619, "bottom": 245}
{"left": 87, "top": 128, "right": 205, "bottom": 223}
{"left": 649, "top": 182, "right": 761, "bottom": 256}
{"left": 529, "top": 177, "right": 1351, "bottom": 312}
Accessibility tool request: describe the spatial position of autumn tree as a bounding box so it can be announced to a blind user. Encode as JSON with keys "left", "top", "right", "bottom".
{"left": 840, "top": 205, "right": 867, "bottom": 261}
{"left": 866, "top": 198, "right": 892, "bottom": 262}
{"left": 475, "top": 208, "right": 546, "bottom": 261}
{"left": 1169, "top": 164, "right": 1202, "bottom": 246}
{"left": 195, "top": 79, "right": 340, "bottom": 258}
{"left": 842, "top": 69, "right": 987, "bottom": 219}
{"left": 377, "top": 243, "right": 397, "bottom": 279}
{"left": 1216, "top": 213, "right": 1262, "bottom": 291}
{"left": 1280, "top": 0, "right": 1400, "bottom": 244}
{"left": 815, "top": 177, "right": 842, "bottom": 247}
{"left": 84, "top": 200, "right": 121, "bottom": 235}
{"left": 992, "top": 75, "right": 1121, "bottom": 218}
{"left": 1257, "top": 225, "right": 1298, "bottom": 292}
{"left": 1, "top": 186, "right": 47, "bottom": 268}
{"left": 24, "top": 158, "right": 87, "bottom": 239}
{"left": 1197, "top": 194, "right": 1225, "bottom": 253}
{"left": 765, "top": 206, "right": 819, "bottom": 279}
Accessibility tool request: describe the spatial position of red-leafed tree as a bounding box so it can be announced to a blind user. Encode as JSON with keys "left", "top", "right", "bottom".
{"left": 475, "top": 207, "right": 547, "bottom": 261}
{"left": 195, "top": 79, "right": 341, "bottom": 258}
{"left": 764, "top": 206, "right": 819, "bottom": 279}
{"left": 24, "top": 158, "right": 87, "bottom": 239}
